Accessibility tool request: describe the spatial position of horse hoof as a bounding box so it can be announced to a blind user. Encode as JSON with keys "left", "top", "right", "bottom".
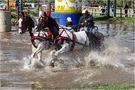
{"left": 49, "top": 62, "right": 55, "bottom": 67}
{"left": 18, "top": 29, "right": 23, "bottom": 34}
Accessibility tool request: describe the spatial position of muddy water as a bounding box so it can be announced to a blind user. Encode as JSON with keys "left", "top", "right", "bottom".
{"left": 0, "top": 24, "right": 135, "bottom": 89}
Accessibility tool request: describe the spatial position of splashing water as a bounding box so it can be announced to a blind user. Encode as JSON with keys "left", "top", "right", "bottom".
{"left": 85, "top": 30, "right": 135, "bottom": 68}
{"left": 21, "top": 29, "right": 135, "bottom": 71}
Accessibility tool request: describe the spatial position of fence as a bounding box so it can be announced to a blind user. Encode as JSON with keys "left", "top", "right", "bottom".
{"left": 87, "top": 7, "right": 135, "bottom": 17}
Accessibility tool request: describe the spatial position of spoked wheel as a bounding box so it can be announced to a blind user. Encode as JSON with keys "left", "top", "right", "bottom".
{"left": 92, "top": 26, "right": 98, "bottom": 32}
{"left": 86, "top": 26, "right": 98, "bottom": 33}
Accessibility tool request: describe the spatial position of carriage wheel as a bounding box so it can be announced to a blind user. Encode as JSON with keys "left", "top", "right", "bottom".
{"left": 93, "top": 26, "right": 98, "bottom": 32}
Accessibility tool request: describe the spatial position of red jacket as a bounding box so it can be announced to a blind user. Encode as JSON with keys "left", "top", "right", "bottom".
{"left": 46, "top": 10, "right": 51, "bottom": 17}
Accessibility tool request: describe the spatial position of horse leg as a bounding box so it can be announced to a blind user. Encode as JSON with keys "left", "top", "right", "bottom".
{"left": 37, "top": 52, "right": 45, "bottom": 65}
{"left": 28, "top": 27, "right": 33, "bottom": 36}
{"left": 18, "top": 28, "right": 23, "bottom": 34}
{"left": 29, "top": 42, "right": 45, "bottom": 65}
{"left": 55, "top": 42, "right": 70, "bottom": 56}
{"left": 50, "top": 42, "right": 70, "bottom": 66}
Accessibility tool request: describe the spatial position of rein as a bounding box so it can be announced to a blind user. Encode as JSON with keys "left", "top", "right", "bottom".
{"left": 31, "top": 31, "right": 52, "bottom": 48}
{"left": 56, "top": 28, "right": 88, "bottom": 50}
{"left": 63, "top": 28, "right": 88, "bottom": 47}
{"left": 56, "top": 28, "right": 74, "bottom": 41}
{"left": 31, "top": 31, "right": 51, "bottom": 41}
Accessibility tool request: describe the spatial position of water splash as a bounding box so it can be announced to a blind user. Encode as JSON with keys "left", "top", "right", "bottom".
{"left": 19, "top": 29, "right": 135, "bottom": 71}
{"left": 84, "top": 30, "right": 135, "bottom": 68}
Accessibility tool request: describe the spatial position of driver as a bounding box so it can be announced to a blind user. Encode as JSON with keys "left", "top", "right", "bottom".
{"left": 78, "top": 9, "right": 94, "bottom": 31}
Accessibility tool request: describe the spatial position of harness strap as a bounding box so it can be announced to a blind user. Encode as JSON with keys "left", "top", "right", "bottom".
{"left": 55, "top": 28, "right": 76, "bottom": 51}
{"left": 31, "top": 31, "right": 52, "bottom": 48}
{"left": 31, "top": 36, "right": 50, "bottom": 48}
{"left": 31, "top": 31, "right": 52, "bottom": 41}
{"left": 56, "top": 28, "right": 70, "bottom": 41}
{"left": 70, "top": 31, "right": 75, "bottom": 51}
{"left": 31, "top": 36, "right": 47, "bottom": 41}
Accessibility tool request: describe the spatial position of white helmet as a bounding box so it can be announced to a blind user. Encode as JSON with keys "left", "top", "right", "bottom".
{"left": 67, "top": 17, "right": 72, "bottom": 22}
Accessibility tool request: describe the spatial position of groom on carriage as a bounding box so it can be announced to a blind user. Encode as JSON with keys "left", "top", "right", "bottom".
{"left": 78, "top": 9, "right": 98, "bottom": 33}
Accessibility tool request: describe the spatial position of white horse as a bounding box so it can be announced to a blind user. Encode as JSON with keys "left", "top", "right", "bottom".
{"left": 18, "top": 14, "right": 59, "bottom": 66}
{"left": 50, "top": 27, "right": 104, "bottom": 66}
{"left": 29, "top": 28, "right": 53, "bottom": 65}
{"left": 29, "top": 27, "right": 103, "bottom": 67}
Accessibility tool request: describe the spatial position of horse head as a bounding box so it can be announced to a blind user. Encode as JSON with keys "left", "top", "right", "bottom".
{"left": 37, "top": 17, "right": 59, "bottom": 41}
{"left": 18, "top": 15, "right": 35, "bottom": 36}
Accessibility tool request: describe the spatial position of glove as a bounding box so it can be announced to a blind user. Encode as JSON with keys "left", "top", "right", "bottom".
{"left": 81, "top": 23, "right": 84, "bottom": 26}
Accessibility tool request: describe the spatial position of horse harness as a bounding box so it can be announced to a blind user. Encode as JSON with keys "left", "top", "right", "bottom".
{"left": 55, "top": 28, "right": 76, "bottom": 51}
{"left": 31, "top": 30, "right": 52, "bottom": 48}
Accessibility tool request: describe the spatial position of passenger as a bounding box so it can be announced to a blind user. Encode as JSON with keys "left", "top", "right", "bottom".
{"left": 78, "top": 9, "right": 94, "bottom": 31}
{"left": 46, "top": 9, "right": 51, "bottom": 17}
{"left": 66, "top": 17, "right": 73, "bottom": 28}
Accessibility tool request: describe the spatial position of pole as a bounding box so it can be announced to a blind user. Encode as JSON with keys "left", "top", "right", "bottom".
{"left": 37, "top": 0, "right": 40, "bottom": 16}
{"left": 113, "top": 0, "right": 116, "bottom": 17}
{"left": 7, "top": 0, "right": 9, "bottom": 10}
{"left": 120, "top": 0, "right": 122, "bottom": 17}
{"left": 16, "top": 0, "right": 19, "bottom": 19}
{"left": 19, "top": 0, "right": 21, "bottom": 12}
{"left": 106, "top": 0, "right": 110, "bottom": 16}
{"left": 19, "top": 0, "right": 23, "bottom": 12}
{"left": 17, "top": 5, "right": 19, "bottom": 19}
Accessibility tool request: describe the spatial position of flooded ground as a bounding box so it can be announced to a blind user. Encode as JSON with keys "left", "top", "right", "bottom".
{"left": 0, "top": 24, "right": 135, "bottom": 89}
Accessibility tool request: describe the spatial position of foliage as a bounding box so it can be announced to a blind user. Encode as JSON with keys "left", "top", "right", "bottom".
{"left": 34, "top": 82, "right": 135, "bottom": 90}
{"left": 11, "top": 12, "right": 18, "bottom": 26}
{"left": 88, "top": 0, "right": 134, "bottom": 8}
{"left": 94, "top": 16, "right": 135, "bottom": 25}
{"left": 11, "top": 18, "right": 18, "bottom": 26}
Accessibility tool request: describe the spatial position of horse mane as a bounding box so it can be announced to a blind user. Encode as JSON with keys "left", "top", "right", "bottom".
{"left": 37, "top": 16, "right": 59, "bottom": 40}
{"left": 30, "top": 16, "right": 37, "bottom": 27}
{"left": 25, "top": 15, "right": 35, "bottom": 28}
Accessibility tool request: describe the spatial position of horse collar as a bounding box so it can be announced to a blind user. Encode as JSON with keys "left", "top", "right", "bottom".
{"left": 45, "top": 17, "right": 49, "bottom": 22}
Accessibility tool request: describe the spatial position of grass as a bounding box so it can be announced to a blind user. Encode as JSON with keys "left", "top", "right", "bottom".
{"left": 34, "top": 82, "right": 135, "bottom": 90}
{"left": 94, "top": 16, "right": 135, "bottom": 25}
